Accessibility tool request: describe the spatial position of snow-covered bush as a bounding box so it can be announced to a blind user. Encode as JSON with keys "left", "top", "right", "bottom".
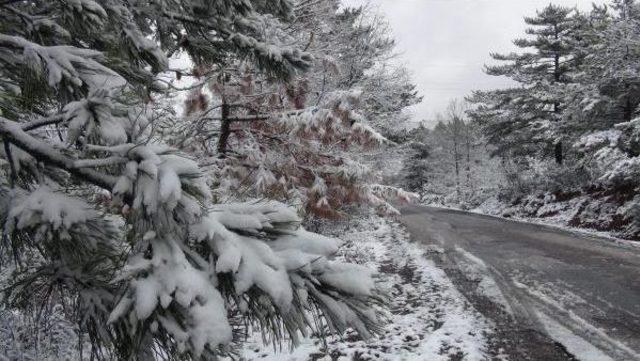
{"left": 574, "top": 120, "right": 640, "bottom": 190}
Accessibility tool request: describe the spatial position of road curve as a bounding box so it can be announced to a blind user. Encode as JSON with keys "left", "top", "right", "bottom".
{"left": 400, "top": 205, "right": 640, "bottom": 361}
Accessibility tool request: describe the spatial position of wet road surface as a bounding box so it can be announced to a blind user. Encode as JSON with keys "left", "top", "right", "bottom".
{"left": 400, "top": 205, "right": 640, "bottom": 360}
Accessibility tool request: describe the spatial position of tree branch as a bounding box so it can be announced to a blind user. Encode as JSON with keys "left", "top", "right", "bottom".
{"left": 3, "top": 138, "right": 16, "bottom": 188}
{"left": 0, "top": 0, "right": 25, "bottom": 6}
{"left": 0, "top": 117, "right": 117, "bottom": 190}
{"left": 206, "top": 116, "right": 270, "bottom": 122}
{"left": 21, "top": 114, "right": 64, "bottom": 131}
{"left": 73, "top": 157, "right": 128, "bottom": 169}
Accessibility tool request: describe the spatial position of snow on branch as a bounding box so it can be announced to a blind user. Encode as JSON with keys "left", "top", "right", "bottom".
{"left": 20, "top": 114, "right": 64, "bottom": 131}
{"left": 62, "top": 89, "right": 129, "bottom": 145}
{"left": 5, "top": 186, "right": 119, "bottom": 248}
{"left": 0, "top": 116, "right": 118, "bottom": 190}
{"left": 0, "top": 34, "right": 123, "bottom": 90}
{"left": 103, "top": 146, "right": 384, "bottom": 357}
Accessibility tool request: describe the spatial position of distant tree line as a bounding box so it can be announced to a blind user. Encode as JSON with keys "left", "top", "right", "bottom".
{"left": 404, "top": 0, "right": 640, "bottom": 238}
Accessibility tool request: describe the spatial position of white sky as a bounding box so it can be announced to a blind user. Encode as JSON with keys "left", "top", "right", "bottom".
{"left": 341, "top": 0, "right": 609, "bottom": 124}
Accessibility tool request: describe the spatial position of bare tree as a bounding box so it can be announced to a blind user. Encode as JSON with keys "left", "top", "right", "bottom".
{"left": 444, "top": 100, "right": 470, "bottom": 200}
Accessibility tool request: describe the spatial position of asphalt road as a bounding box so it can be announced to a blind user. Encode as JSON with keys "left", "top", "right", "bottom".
{"left": 400, "top": 205, "right": 640, "bottom": 361}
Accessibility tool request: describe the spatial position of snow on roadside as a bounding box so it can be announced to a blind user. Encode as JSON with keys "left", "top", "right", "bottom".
{"left": 471, "top": 197, "right": 640, "bottom": 249}
{"left": 229, "top": 216, "right": 493, "bottom": 360}
{"left": 423, "top": 200, "right": 640, "bottom": 250}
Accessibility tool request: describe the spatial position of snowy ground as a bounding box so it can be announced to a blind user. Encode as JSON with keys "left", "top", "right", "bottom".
{"left": 227, "top": 216, "right": 495, "bottom": 361}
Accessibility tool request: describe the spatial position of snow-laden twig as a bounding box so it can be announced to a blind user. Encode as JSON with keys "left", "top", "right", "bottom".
{"left": 20, "top": 114, "right": 64, "bottom": 131}
{"left": 0, "top": 116, "right": 117, "bottom": 190}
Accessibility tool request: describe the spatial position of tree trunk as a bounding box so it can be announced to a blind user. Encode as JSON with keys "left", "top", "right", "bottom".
{"left": 552, "top": 23, "right": 563, "bottom": 166}
{"left": 453, "top": 140, "right": 461, "bottom": 200}
{"left": 217, "top": 101, "right": 231, "bottom": 156}
{"left": 624, "top": 96, "right": 633, "bottom": 122}
{"left": 624, "top": 83, "right": 633, "bottom": 122}
{"left": 555, "top": 141, "right": 563, "bottom": 165}
{"left": 553, "top": 102, "right": 563, "bottom": 165}
{"left": 465, "top": 137, "right": 472, "bottom": 189}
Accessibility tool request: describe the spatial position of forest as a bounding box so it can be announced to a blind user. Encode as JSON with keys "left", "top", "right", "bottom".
{"left": 405, "top": 1, "right": 640, "bottom": 241}
{"left": 1, "top": 0, "right": 640, "bottom": 360}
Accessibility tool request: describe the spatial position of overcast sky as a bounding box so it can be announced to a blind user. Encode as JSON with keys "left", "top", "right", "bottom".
{"left": 341, "top": 0, "right": 608, "bottom": 125}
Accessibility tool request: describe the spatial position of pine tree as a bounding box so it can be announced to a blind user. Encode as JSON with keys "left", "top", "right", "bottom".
{"left": 401, "top": 125, "right": 431, "bottom": 193}
{"left": 0, "top": 1, "right": 385, "bottom": 359}
{"left": 468, "top": 4, "right": 581, "bottom": 165}
{"left": 314, "top": 4, "right": 422, "bottom": 137}
{"left": 566, "top": 1, "right": 640, "bottom": 129}
{"left": 167, "top": 1, "right": 418, "bottom": 218}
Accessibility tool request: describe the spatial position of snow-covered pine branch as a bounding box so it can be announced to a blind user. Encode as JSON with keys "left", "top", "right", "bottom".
{"left": 168, "top": 0, "right": 420, "bottom": 218}
{"left": 0, "top": 0, "right": 386, "bottom": 359}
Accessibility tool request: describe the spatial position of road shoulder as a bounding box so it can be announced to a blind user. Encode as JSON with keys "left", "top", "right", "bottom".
{"left": 228, "top": 215, "right": 495, "bottom": 360}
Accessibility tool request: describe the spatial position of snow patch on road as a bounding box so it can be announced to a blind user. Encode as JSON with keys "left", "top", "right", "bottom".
{"left": 512, "top": 278, "right": 640, "bottom": 360}
{"left": 455, "top": 246, "right": 513, "bottom": 315}
{"left": 536, "top": 311, "right": 614, "bottom": 361}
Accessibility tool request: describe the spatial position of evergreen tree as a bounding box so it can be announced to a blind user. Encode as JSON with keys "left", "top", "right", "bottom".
{"left": 468, "top": 4, "right": 581, "bottom": 165}
{"left": 318, "top": 4, "right": 422, "bottom": 137}
{"left": 0, "top": 1, "right": 385, "bottom": 359}
{"left": 169, "top": 1, "right": 419, "bottom": 218}
{"left": 401, "top": 125, "right": 431, "bottom": 193}
{"left": 467, "top": 1, "right": 640, "bottom": 238}
{"left": 566, "top": 1, "right": 640, "bottom": 130}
